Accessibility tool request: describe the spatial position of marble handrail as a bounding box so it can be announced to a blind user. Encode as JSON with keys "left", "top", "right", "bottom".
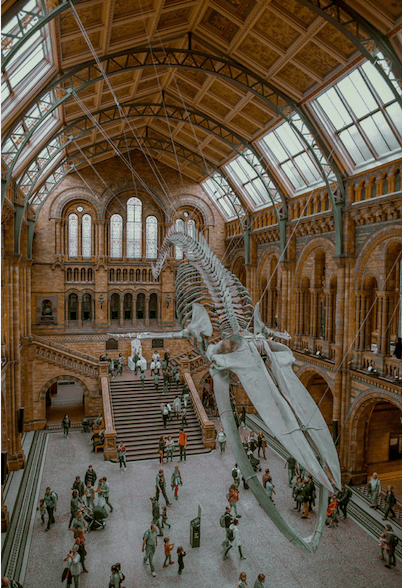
{"left": 182, "top": 367, "right": 215, "bottom": 449}
{"left": 100, "top": 365, "right": 117, "bottom": 460}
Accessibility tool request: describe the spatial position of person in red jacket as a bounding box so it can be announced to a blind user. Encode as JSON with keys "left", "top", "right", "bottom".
{"left": 228, "top": 484, "right": 241, "bottom": 518}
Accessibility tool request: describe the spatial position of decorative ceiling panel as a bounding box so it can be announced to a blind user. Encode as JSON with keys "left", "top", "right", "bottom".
{"left": 253, "top": 9, "right": 300, "bottom": 51}
{"left": 201, "top": 8, "right": 240, "bottom": 43}
{"left": 237, "top": 34, "right": 280, "bottom": 70}
{"left": 275, "top": 62, "right": 316, "bottom": 92}
{"left": 294, "top": 41, "right": 340, "bottom": 77}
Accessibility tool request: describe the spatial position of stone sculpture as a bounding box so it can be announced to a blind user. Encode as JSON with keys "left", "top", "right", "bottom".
{"left": 151, "top": 223, "right": 341, "bottom": 553}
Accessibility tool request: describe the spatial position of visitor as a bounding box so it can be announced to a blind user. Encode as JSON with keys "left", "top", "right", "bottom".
{"left": 262, "top": 469, "right": 270, "bottom": 490}
{"left": 61, "top": 414, "right": 70, "bottom": 438}
{"left": 163, "top": 380, "right": 169, "bottom": 395}
{"left": 154, "top": 372, "right": 160, "bottom": 392}
{"left": 306, "top": 474, "right": 316, "bottom": 512}
{"left": 171, "top": 465, "right": 183, "bottom": 500}
{"left": 368, "top": 472, "right": 381, "bottom": 509}
{"left": 178, "top": 429, "right": 188, "bottom": 462}
{"left": 166, "top": 401, "right": 172, "bottom": 420}
{"left": 301, "top": 479, "right": 310, "bottom": 519}
{"left": 84, "top": 482, "right": 94, "bottom": 510}
{"left": 71, "top": 476, "right": 85, "bottom": 499}
{"left": 74, "top": 528, "right": 88, "bottom": 573}
{"left": 161, "top": 404, "right": 169, "bottom": 429}
{"left": 174, "top": 370, "right": 181, "bottom": 389}
{"left": 95, "top": 478, "right": 105, "bottom": 508}
{"left": 117, "top": 440, "right": 127, "bottom": 471}
{"left": 43, "top": 486, "right": 57, "bottom": 532}
{"left": 161, "top": 505, "right": 171, "bottom": 529}
{"left": 292, "top": 476, "right": 303, "bottom": 512}
{"left": 218, "top": 427, "right": 227, "bottom": 454}
{"left": 151, "top": 497, "right": 163, "bottom": 537}
{"left": 140, "top": 370, "right": 146, "bottom": 390}
{"left": 248, "top": 431, "right": 257, "bottom": 455}
{"left": 109, "top": 566, "right": 120, "bottom": 588}
{"left": 325, "top": 496, "right": 339, "bottom": 527}
{"left": 158, "top": 435, "right": 166, "bottom": 464}
{"left": 156, "top": 469, "right": 171, "bottom": 506}
{"left": 253, "top": 573, "right": 266, "bottom": 588}
{"left": 91, "top": 429, "right": 104, "bottom": 452}
{"left": 232, "top": 463, "right": 241, "bottom": 489}
{"left": 336, "top": 484, "right": 352, "bottom": 519}
{"left": 155, "top": 358, "right": 161, "bottom": 375}
{"left": 37, "top": 499, "right": 45, "bottom": 525}
{"left": 165, "top": 435, "right": 174, "bottom": 463}
{"left": 233, "top": 410, "right": 240, "bottom": 428}
{"left": 68, "top": 489, "right": 83, "bottom": 529}
{"left": 164, "top": 349, "right": 170, "bottom": 365}
{"left": 150, "top": 359, "right": 156, "bottom": 376}
{"left": 284, "top": 455, "right": 297, "bottom": 488}
{"left": 384, "top": 524, "right": 398, "bottom": 569}
{"left": 378, "top": 531, "right": 387, "bottom": 561}
{"left": 142, "top": 523, "right": 158, "bottom": 577}
{"left": 221, "top": 505, "right": 233, "bottom": 548}
{"left": 223, "top": 518, "right": 246, "bottom": 560}
{"left": 240, "top": 407, "right": 246, "bottom": 429}
{"left": 177, "top": 546, "right": 186, "bottom": 575}
{"left": 100, "top": 477, "right": 113, "bottom": 512}
{"left": 173, "top": 395, "right": 181, "bottom": 419}
{"left": 265, "top": 476, "right": 275, "bottom": 504}
{"left": 84, "top": 464, "right": 97, "bottom": 487}
{"left": 382, "top": 485, "right": 396, "bottom": 520}
{"left": 181, "top": 406, "right": 188, "bottom": 427}
{"left": 163, "top": 537, "right": 175, "bottom": 567}
{"left": 228, "top": 483, "right": 241, "bottom": 517}
{"left": 182, "top": 385, "right": 190, "bottom": 408}
{"left": 63, "top": 545, "right": 81, "bottom": 588}
{"left": 257, "top": 431, "right": 267, "bottom": 459}
{"left": 1, "top": 578, "right": 22, "bottom": 588}
{"left": 71, "top": 510, "right": 86, "bottom": 537}
{"left": 237, "top": 572, "right": 248, "bottom": 588}
{"left": 114, "top": 563, "right": 125, "bottom": 587}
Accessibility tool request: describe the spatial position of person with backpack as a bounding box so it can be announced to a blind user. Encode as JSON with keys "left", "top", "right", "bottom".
{"left": 382, "top": 485, "right": 397, "bottom": 520}
{"left": 223, "top": 518, "right": 246, "bottom": 560}
{"left": 220, "top": 505, "right": 233, "bottom": 548}
{"left": 44, "top": 486, "right": 57, "bottom": 531}
{"left": 61, "top": 414, "right": 70, "bottom": 438}
{"left": 232, "top": 464, "right": 241, "bottom": 489}
{"left": 114, "top": 563, "right": 125, "bottom": 587}
{"left": 68, "top": 489, "right": 83, "bottom": 529}
{"left": 384, "top": 524, "right": 398, "bottom": 569}
{"left": 151, "top": 496, "right": 163, "bottom": 537}
{"left": 336, "top": 484, "right": 352, "bottom": 519}
{"left": 228, "top": 484, "right": 241, "bottom": 517}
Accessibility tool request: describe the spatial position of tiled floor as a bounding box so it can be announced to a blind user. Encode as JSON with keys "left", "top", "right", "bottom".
{"left": 24, "top": 430, "right": 401, "bottom": 588}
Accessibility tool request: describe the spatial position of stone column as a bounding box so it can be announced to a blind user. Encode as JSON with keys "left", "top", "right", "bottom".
{"left": 55, "top": 220, "right": 61, "bottom": 255}
{"left": 78, "top": 296, "right": 83, "bottom": 328}
{"left": 119, "top": 295, "right": 124, "bottom": 327}
{"left": 107, "top": 297, "right": 111, "bottom": 328}
{"left": 245, "top": 264, "right": 258, "bottom": 305}
{"left": 145, "top": 296, "right": 150, "bottom": 327}
{"left": 65, "top": 296, "right": 69, "bottom": 329}
{"left": 310, "top": 289, "right": 319, "bottom": 339}
{"left": 132, "top": 296, "right": 137, "bottom": 328}
{"left": 295, "top": 289, "right": 301, "bottom": 335}
{"left": 378, "top": 293, "right": 389, "bottom": 355}
{"left": 99, "top": 221, "right": 105, "bottom": 257}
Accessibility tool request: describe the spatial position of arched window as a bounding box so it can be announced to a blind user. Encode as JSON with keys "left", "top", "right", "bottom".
{"left": 82, "top": 294, "right": 91, "bottom": 321}
{"left": 175, "top": 218, "right": 184, "bottom": 260}
{"left": 68, "top": 213, "right": 78, "bottom": 258}
{"left": 127, "top": 197, "right": 142, "bottom": 258}
{"left": 82, "top": 214, "right": 92, "bottom": 258}
{"left": 110, "top": 214, "right": 123, "bottom": 258}
{"left": 146, "top": 216, "right": 158, "bottom": 259}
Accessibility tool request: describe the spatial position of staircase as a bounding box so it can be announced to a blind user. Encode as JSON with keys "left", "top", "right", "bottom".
{"left": 110, "top": 376, "right": 212, "bottom": 461}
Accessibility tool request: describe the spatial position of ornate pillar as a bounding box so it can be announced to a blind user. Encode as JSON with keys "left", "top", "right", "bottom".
{"left": 119, "top": 294, "right": 124, "bottom": 327}
{"left": 99, "top": 220, "right": 105, "bottom": 257}
{"left": 378, "top": 293, "right": 389, "bottom": 355}
{"left": 107, "top": 297, "right": 111, "bottom": 328}
{"left": 145, "top": 296, "right": 150, "bottom": 327}
{"left": 295, "top": 288, "right": 301, "bottom": 335}
{"left": 310, "top": 289, "right": 319, "bottom": 339}
{"left": 323, "top": 289, "right": 331, "bottom": 341}
{"left": 55, "top": 220, "right": 61, "bottom": 255}
{"left": 78, "top": 296, "right": 83, "bottom": 328}
{"left": 65, "top": 296, "right": 69, "bottom": 329}
{"left": 92, "top": 296, "right": 96, "bottom": 326}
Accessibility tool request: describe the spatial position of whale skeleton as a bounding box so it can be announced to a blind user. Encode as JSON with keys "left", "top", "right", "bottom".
{"left": 151, "top": 224, "right": 341, "bottom": 553}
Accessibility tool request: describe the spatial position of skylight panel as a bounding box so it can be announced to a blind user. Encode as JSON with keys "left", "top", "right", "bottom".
{"left": 9, "top": 42, "right": 44, "bottom": 87}
{"left": 317, "top": 89, "right": 352, "bottom": 129}
{"left": 361, "top": 62, "right": 395, "bottom": 104}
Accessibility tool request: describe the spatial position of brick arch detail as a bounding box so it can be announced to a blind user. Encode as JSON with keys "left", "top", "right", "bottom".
{"left": 257, "top": 245, "right": 281, "bottom": 282}
{"left": 295, "top": 236, "right": 335, "bottom": 284}
{"left": 296, "top": 364, "right": 335, "bottom": 389}
{"left": 49, "top": 188, "right": 105, "bottom": 219}
{"left": 170, "top": 194, "right": 215, "bottom": 226}
{"left": 39, "top": 375, "right": 89, "bottom": 402}
{"left": 230, "top": 250, "right": 245, "bottom": 275}
{"left": 354, "top": 225, "right": 402, "bottom": 289}
{"left": 100, "top": 182, "right": 166, "bottom": 217}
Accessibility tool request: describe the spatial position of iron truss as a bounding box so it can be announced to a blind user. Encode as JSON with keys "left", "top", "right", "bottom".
{"left": 2, "top": 48, "right": 345, "bottom": 218}
{"left": 17, "top": 101, "right": 286, "bottom": 220}
{"left": 296, "top": 0, "right": 402, "bottom": 106}
{"left": 1, "top": 0, "right": 82, "bottom": 74}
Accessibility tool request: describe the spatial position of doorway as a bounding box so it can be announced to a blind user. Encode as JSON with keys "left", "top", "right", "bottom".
{"left": 46, "top": 380, "right": 85, "bottom": 425}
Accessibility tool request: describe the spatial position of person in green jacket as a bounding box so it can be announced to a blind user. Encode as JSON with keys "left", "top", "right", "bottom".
{"left": 61, "top": 414, "right": 70, "bottom": 438}
{"left": 254, "top": 573, "right": 266, "bottom": 588}
{"left": 154, "top": 373, "right": 160, "bottom": 392}
{"left": 382, "top": 485, "right": 396, "bottom": 520}
{"left": 140, "top": 370, "right": 145, "bottom": 390}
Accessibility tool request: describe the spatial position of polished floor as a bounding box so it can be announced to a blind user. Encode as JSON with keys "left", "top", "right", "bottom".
{"left": 24, "top": 430, "right": 401, "bottom": 588}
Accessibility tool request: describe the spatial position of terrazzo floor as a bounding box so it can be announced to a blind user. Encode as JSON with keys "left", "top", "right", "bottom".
{"left": 24, "top": 429, "right": 401, "bottom": 588}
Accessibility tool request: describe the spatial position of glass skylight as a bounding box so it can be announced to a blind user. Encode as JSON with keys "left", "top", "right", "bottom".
{"left": 202, "top": 176, "right": 239, "bottom": 219}
{"left": 225, "top": 157, "right": 273, "bottom": 208}
{"left": 313, "top": 61, "right": 402, "bottom": 166}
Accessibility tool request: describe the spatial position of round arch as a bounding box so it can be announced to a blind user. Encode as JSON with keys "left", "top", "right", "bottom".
{"left": 354, "top": 225, "right": 402, "bottom": 289}
{"left": 295, "top": 236, "right": 336, "bottom": 285}
{"left": 39, "top": 375, "right": 89, "bottom": 425}
{"left": 297, "top": 366, "right": 335, "bottom": 432}
{"left": 346, "top": 390, "right": 402, "bottom": 484}
{"left": 49, "top": 187, "right": 105, "bottom": 219}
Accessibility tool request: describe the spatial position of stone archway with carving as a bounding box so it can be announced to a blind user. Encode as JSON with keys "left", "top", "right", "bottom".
{"left": 49, "top": 187, "right": 105, "bottom": 219}
{"left": 38, "top": 375, "right": 89, "bottom": 403}
{"left": 345, "top": 389, "right": 402, "bottom": 482}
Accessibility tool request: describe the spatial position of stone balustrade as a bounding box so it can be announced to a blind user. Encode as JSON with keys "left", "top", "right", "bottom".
{"left": 100, "top": 362, "right": 117, "bottom": 460}
{"left": 34, "top": 338, "right": 99, "bottom": 377}
{"left": 181, "top": 367, "right": 216, "bottom": 449}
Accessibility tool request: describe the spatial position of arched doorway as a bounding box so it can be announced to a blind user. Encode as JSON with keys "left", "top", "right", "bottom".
{"left": 137, "top": 293, "right": 145, "bottom": 319}
{"left": 111, "top": 293, "right": 120, "bottom": 320}
{"left": 350, "top": 398, "right": 402, "bottom": 483}
{"left": 300, "top": 371, "right": 334, "bottom": 434}
{"left": 45, "top": 378, "right": 86, "bottom": 425}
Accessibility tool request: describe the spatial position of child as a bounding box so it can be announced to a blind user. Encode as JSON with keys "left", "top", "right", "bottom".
{"left": 161, "top": 505, "right": 171, "bottom": 529}
{"left": 378, "top": 532, "right": 387, "bottom": 560}
{"left": 37, "top": 498, "right": 46, "bottom": 524}
{"left": 163, "top": 537, "right": 175, "bottom": 567}
{"left": 177, "top": 546, "right": 186, "bottom": 575}
{"left": 326, "top": 497, "right": 339, "bottom": 527}
{"left": 84, "top": 482, "right": 94, "bottom": 509}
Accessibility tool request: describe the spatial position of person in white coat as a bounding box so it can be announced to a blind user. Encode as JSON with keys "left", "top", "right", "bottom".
{"left": 368, "top": 472, "right": 382, "bottom": 509}
{"left": 223, "top": 518, "right": 246, "bottom": 560}
{"left": 173, "top": 395, "right": 181, "bottom": 419}
{"left": 64, "top": 546, "right": 81, "bottom": 588}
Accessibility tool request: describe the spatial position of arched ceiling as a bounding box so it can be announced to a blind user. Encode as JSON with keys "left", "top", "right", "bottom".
{"left": 2, "top": 0, "right": 402, "bottom": 229}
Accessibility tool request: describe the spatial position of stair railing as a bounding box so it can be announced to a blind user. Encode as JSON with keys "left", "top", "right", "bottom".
{"left": 353, "top": 484, "right": 402, "bottom": 523}
{"left": 181, "top": 364, "right": 215, "bottom": 449}
{"left": 99, "top": 361, "right": 117, "bottom": 460}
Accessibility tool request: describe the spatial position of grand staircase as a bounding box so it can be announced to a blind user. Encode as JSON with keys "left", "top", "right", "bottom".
{"left": 110, "top": 376, "right": 212, "bottom": 461}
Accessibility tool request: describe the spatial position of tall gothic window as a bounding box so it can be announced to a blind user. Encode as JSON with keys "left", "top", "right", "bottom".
{"left": 110, "top": 214, "right": 123, "bottom": 258}
{"left": 82, "top": 214, "right": 92, "bottom": 258}
{"left": 175, "top": 218, "right": 184, "bottom": 260}
{"left": 68, "top": 213, "right": 78, "bottom": 258}
{"left": 146, "top": 216, "right": 158, "bottom": 259}
{"left": 127, "top": 197, "right": 142, "bottom": 258}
